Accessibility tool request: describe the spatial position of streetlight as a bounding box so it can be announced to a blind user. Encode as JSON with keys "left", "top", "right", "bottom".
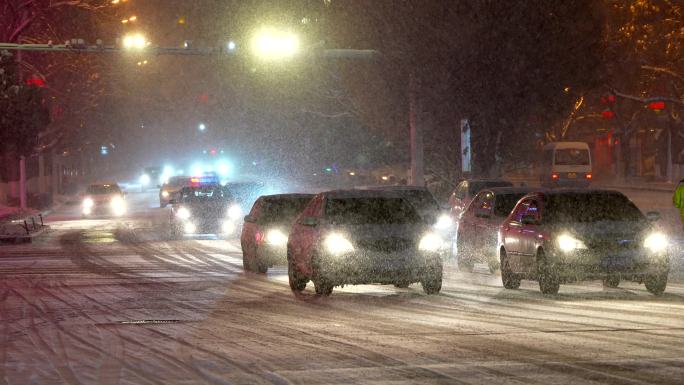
{"left": 198, "top": 123, "right": 206, "bottom": 131}
{"left": 250, "top": 27, "right": 299, "bottom": 60}
{"left": 122, "top": 33, "right": 147, "bottom": 50}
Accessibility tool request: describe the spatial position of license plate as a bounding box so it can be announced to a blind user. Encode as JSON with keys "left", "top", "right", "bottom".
{"left": 568, "top": 172, "right": 577, "bottom": 179}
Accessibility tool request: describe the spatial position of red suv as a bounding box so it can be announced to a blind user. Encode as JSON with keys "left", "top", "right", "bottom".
{"left": 241, "top": 194, "right": 315, "bottom": 273}
{"left": 287, "top": 190, "right": 444, "bottom": 296}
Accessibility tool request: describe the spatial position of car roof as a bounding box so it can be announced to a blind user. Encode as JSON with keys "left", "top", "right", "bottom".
{"left": 460, "top": 178, "right": 511, "bottom": 183}
{"left": 481, "top": 186, "right": 541, "bottom": 195}
{"left": 90, "top": 181, "right": 119, "bottom": 186}
{"left": 261, "top": 193, "right": 316, "bottom": 200}
{"left": 522, "top": 188, "right": 624, "bottom": 200}
{"left": 355, "top": 185, "right": 430, "bottom": 192}
{"left": 323, "top": 189, "right": 414, "bottom": 199}
{"left": 542, "top": 141, "right": 590, "bottom": 150}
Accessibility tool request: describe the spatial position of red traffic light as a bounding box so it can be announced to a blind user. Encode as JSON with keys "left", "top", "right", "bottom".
{"left": 602, "top": 109, "right": 615, "bottom": 119}
{"left": 210, "top": 149, "right": 217, "bottom": 156}
{"left": 648, "top": 101, "right": 665, "bottom": 111}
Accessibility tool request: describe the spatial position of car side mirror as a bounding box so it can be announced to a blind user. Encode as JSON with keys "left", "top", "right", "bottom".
{"left": 646, "top": 211, "right": 661, "bottom": 222}
{"left": 521, "top": 214, "right": 539, "bottom": 225}
{"left": 475, "top": 209, "right": 491, "bottom": 219}
{"left": 244, "top": 214, "right": 256, "bottom": 223}
{"left": 299, "top": 216, "right": 319, "bottom": 226}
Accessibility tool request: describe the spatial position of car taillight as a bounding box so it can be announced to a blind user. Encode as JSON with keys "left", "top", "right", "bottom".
{"left": 551, "top": 173, "right": 559, "bottom": 180}
{"left": 586, "top": 173, "right": 592, "bottom": 179}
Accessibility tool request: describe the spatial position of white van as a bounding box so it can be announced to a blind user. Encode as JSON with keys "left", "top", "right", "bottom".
{"left": 541, "top": 142, "right": 592, "bottom": 187}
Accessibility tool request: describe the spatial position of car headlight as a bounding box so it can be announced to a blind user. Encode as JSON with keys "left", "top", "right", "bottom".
{"left": 184, "top": 222, "right": 196, "bottom": 234}
{"left": 265, "top": 229, "right": 288, "bottom": 245}
{"left": 433, "top": 214, "right": 453, "bottom": 230}
{"left": 644, "top": 232, "right": 668, "bottom": 253}
{"left": 110, "top": 196, "right": 126, "bottom": 216}
{"left": 176, "top": 207, "right": 191, "bottom": 220}
{"left": 139, "top": 174, "right": 150, "bottom": 186}
{"left": 82, "top": 198, "right": 94, "bottom": 208}
{"left": 556, "top": 234, "right": 587, "bottom": 252}
{"left": 161, "top": 190, "right": 170, "bottom": 198}
{"left": 222, "top": 220, "right": 236, "bottom": 234}
{"left": 228, "top": 204, "right": 242, "bottom": 220}
{"left": 324, "top": 233, "right": 354, "bottom": 255}
{"left": 419, "top": 232, "right": 444, "bottom": 252}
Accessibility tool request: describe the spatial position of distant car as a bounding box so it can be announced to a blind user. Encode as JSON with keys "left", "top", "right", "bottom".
{"left": 81, "top": 182, "right": 126, "bottom": 217}
{"left": 169, "top": 184, "right": 242, "bottom": 238}
{"left": 240, "top": 194, "right": 315, "bottom": 273}
{"left": 287, "top": 189, "right": 444, "bottom": 296}
{"left": 159, "top": 176, "right": 190, "bottom": 208}
{"left": 140, "top": 166, "right": 162, "bottom": 190}
{"left": 498, "top": 189, "right": 670, "bottom": 295}
{"left": 448, "top": 179, "right": 514, "bottom": 218}
{"left": 224, "top": 181, "right": 267, "bottom": 218}
{"left": 456, "top": 187, "right": 538, "bottom": 272}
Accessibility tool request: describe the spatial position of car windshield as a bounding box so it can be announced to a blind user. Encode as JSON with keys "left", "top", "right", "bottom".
{"left": 179, "top": 186, "right": 231, "bottom": 203}
{"left": 494, "top": 193, "right": 528, "bottom": 217}
{"left": 469, "top": 181, "right": 513, "bottom": 196}
{"left": 545, "top": 193, "right": 644, "bottom": 223}
{"left": 87, "top": 185, "right": 120, "bottom": 195}
{"left": 261, "top": 197, "right": 312, "bottom": 222}
{"left": 397, "top": 190, "right": 440, "bottom": 213}
{"left": 554, "top": 149, "right": 590, "bottom": 165}
{"left": 326, "top": 197, "right": 422, "bottom": 224}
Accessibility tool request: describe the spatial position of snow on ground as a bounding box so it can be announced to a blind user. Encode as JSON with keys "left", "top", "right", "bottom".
{"left": 0, "top": 189, "right": 683, "bottom": 384}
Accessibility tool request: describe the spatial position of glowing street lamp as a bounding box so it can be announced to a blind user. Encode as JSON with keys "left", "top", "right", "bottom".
{"left": 251, "top": 28, "right": 299, "bottom": 60}
{"left": 122, "top": 33, "right": 147, "bottom": 50}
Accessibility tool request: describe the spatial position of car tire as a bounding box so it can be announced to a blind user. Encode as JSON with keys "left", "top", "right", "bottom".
{"left": 536, "top": 249, "right": 560, "bottom": 295}
{"left": 603, "top": 274, "right": 620, "bottom": 288}
{"left": 500, "top": 249, "right": 521, "bottom": 289}
{"left": 456, "top": 237, "right": 474, "bottom": 272}
{"left": 314, "top": 280, "right": 334, "bottom": 296}
{"left": 421, "top": 262, "right": 443, "bottom": 294}
{"left": 288, "top": 257, "right": 308, "bottom": 293}
{"left": 644, "top": 272, "right": 668, "bottom": 296}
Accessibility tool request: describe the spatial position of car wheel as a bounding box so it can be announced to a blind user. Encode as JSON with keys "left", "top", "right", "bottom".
{"left": 603, "top": 274, "right": 620, "bottom": 288}
{"left": 421, "top": 262, "right": 443, "bottom": 294}
{"left": 314, "top": 280, "right": 334, "bottom": 296}
{"left": 500, "top": 249, "right": 520, "bottom": 289}
{"left": 394, "top": 281, "right": 410, "bottom": 288}
{"left": 288, "top": 257, "right": 308, "bottom": 293}
{"left": 456, "top": 237, "right": 474, "bottom": 272}
{"left": 536, "top": 249, "right": 560, "bottom": 295}
{"left": 644, "top": 272, "right": 668, "bottom": 296}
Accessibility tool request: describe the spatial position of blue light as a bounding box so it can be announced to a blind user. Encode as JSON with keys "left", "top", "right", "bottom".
{"left": 100, "top": 146, "right": 108, "bottom": 155}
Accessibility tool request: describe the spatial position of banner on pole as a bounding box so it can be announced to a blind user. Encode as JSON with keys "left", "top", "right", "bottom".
{"left": 461, "top": 119, "right": 471, "bottom": 173}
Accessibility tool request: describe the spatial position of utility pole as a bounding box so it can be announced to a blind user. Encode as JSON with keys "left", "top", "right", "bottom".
{"left": 409, "top": 72, "right": 424, "bottom": 186}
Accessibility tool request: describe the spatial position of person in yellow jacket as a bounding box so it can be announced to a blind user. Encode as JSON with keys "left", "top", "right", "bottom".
{"left": 674, "top": 179, "right": 684, "bottom": 230}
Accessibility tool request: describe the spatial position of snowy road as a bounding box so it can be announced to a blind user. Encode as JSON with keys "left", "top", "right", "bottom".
{"left": 1, "top": 190, "right": 683, "bottom": 384}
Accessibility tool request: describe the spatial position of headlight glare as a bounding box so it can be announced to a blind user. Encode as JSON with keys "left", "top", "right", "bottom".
{"left": 556, "top": 234, "right": 587, "bottom": 252}
{"left": 228, "top": 204, "right": 242, "bottom": 220}
{"left": 161, "top": 190, "right": 170, "bottom": 198}
{"left": 644, "top": 232, "right": 668, "bottom": 253}
{"left": 324, "top": 233, "right": 354, "bottom": 255}
{"left": 184, "top": 222, "right": 196, "bottom": 234}
{"left": 176, "top": 207, "right": 191, "bottom": 220}
{"left": 434, "top": 214, "right": 453, "bottom": 230}
{"left": 419, "top": 232, "right": 444, "bottom": 252}
{"left": 83, "top": 198, "right": 94, "bottom": 208}
{"left": 111, "top": 196, "right": 126, "bottom": 216}
{"left": 265, "top": 229, "right": 288, "bottom": 245}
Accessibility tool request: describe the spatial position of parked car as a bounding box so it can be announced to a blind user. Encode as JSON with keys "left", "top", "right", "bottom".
{"left": 159, "top": 176, "right": 190, "bottom": 208}
{"left": 448, "top": 179, "right": 513, "bottom": 218}
{"left": 81, "top": 182, "right": 126, "bottom": 217}
{"left": 456, "top": 187, "right": 539, "bottom": 272}
{"left": 498, "top": 189, "right": 670, "bottom": 295}
{"left": 241, "top": 193, "right": 315, "bottom": 273}
{"left": 287, "top": 189, "right": 445, "bottom": 296}
{"left": 540, "top": 141, "right": 592, "bottom": 188}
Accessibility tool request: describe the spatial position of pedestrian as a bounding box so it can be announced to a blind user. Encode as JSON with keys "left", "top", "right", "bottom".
{"left": 673, "top": 179, "right": 684, "bottom": 230}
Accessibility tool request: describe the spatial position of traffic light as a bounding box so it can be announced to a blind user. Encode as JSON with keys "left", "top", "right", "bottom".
{"left": 601, "top": 109, "right": 614, "bottom": 119}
